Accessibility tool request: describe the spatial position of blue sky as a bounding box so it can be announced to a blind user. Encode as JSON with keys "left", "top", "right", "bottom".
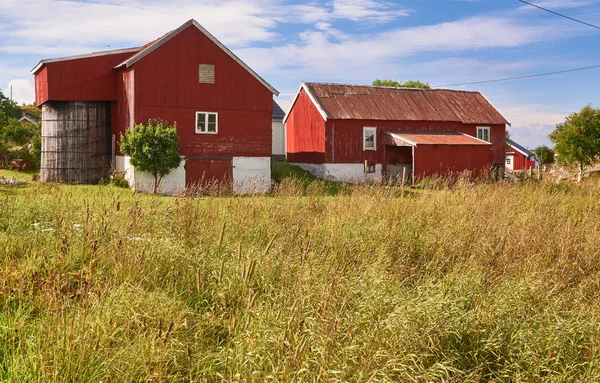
{"left": 1, "top": 0, "right": 599, "bottom": 148}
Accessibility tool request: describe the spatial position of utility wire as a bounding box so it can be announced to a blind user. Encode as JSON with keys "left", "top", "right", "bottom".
{"left": 435, "top": 64, "right": 600, "bottom": 87}
{"left": 518, "top": 0, "right": 600, "bottom": 30}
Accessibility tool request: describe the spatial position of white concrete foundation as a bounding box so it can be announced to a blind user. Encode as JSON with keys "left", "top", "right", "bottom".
{"left": 116, "top": 155, "right": 186, "bottom": 195}
{"left": 233, "top": 157, "right": 271, "bottom": 194}
{"left": 291, "top": 163, "right": 382, "bottom": 183}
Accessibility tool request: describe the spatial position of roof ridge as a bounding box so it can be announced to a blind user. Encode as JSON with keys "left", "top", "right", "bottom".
{"left": 304, "top": 81, "right": 482, "bottom": 94}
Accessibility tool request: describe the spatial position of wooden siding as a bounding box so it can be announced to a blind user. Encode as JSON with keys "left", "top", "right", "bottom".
{"left": 131, "top": 25, "right": 272, "bottom": 158}
{"left": 413, "top": 144, "right": 492, "bottom": 181}
{"left": 511, "top": 151, "right": 536, "bottom": 171}
{"left": 324, "top": 119, "right": 505, "bottom": 165}
{"left": 185, "top": 158, "right": 232, "bottom": 186}
{"left": 286, "top": 89, "right": 326, "bottom": 163}
{"left": 35, "top": 52, "right": 135, "bottom": 105}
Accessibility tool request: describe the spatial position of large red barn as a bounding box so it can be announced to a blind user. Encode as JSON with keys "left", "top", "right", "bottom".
{"left": 32, "top": 19, "right": 278, "bottom": 194}
{"left": 285, "top": 82, "right": 509, "bottom": 183}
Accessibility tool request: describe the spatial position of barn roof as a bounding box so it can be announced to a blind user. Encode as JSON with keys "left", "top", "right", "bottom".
{"left": 272, "top": 101, "right": 285, "bottom": 120}
{"left": 286, "top": 82, "right": 508, "bottom": 125}
{"left": 114, "top": 19, "right": 279, "bottom": 95}
{"left": 385, "top": 131, "right": 492, "bottom": 147}
{"left": 507, "top": 139, "right": 535, "bottom": 157}
{"left": 31, "top": 47, "right": 142, "bottom": 74}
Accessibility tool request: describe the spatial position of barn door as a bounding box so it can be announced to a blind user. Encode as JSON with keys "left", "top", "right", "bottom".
{"left": 185, "top": 159, "right": 233, "bottom": 192}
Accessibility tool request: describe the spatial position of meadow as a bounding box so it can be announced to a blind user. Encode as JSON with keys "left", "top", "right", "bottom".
{"left": 1, "top": 168, "right": 600, "bottom": 382}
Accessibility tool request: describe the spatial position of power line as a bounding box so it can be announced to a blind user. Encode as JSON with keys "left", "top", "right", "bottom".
{"left": 518, "top": 0, "right": 600, "bottom": 30}
{"left": 434, "top": 64, "right": 600, "bottom": 88}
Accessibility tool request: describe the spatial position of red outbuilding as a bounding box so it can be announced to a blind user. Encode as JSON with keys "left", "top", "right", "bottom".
{"left": 284, "top": 82, "right": 509, "bottom": 183}
{"left": 32, "top": 19, "right": 278, "bottom": 194}
{"left": 506, "top": 139, "right": 537, "bottom": 172}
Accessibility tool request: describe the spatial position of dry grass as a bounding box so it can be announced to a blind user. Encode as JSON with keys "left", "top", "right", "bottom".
{"left": 1, "top": 172, "right": 600, "bottom": 382}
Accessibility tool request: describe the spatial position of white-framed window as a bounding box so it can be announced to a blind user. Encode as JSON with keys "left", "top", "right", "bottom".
{"left": 196, "top": 112, "right": 218, "bottom": 134}
{"left": 476, "top": 126, "right": 490, "bottom": 142}
{"left": 506, "top": 158, "right": 511, "bottom": 165}
{"left": 363, "top": 127, "right": 376, "bottom": 151}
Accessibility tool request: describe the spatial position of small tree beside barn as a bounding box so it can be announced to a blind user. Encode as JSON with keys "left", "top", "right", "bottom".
{"left": 120, "top": 120, "right": 181, "bottom": 194}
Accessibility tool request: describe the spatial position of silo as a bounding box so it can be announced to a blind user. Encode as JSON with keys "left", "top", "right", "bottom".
{"left": 41, "top": 101, "right": 111, "bottom": 184}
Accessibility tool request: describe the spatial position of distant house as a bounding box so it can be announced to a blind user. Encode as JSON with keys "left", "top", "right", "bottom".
{"left": 272, "top": 100, "right": 285, "bottom": 160}
{"left": 284, "top": 82, "right": 509, "bottom": 183}
{"left": 19, "top": 113, "right": 38, "bottom": 125}
{"left": 31, "top": 19, "right": 278, "bottom": 194}
{"left": 506, "top": 139, "right": 536, "bottom": 171}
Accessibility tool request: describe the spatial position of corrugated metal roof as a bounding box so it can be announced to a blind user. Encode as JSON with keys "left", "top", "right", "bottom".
{"left": 272, "top": 100, "right": 285, "bottom": 120}
{"left": 385, "top": 131, "right": 492, "bottom": 146}
{"left": 304, "top": 82, "right": 509, "bottom": 125}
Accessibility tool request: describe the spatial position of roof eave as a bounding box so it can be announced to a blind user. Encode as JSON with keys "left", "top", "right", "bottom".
{"left": 31, "top": 47, "right": 142, "bottom": 75}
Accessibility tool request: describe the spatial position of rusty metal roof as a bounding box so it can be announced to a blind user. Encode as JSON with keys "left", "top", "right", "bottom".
{"left": 385, "top": 131, "right": 491, "bottom": 146}
{"left": 304, "top": 82, "right": 509, "bottom": 125}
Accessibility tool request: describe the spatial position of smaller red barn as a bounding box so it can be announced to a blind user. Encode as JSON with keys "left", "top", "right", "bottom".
{"left": 284, "top": 82, "right": 509, "bottom": 183}
{"left": 506, "top": 139, "right": 537, "bottom": 172}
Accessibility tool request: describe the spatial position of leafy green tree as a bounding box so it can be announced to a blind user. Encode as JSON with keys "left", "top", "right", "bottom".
{"left": 19, "top": 103, "right": 41, "bottom": 120}
{"left": 534, "top": 145, "right": 554, "bottom": 167}
{"left": 1, "top": 117, "right": 35, "bottom": 146}
{"left": 0, "top": 90, "right": 21, "bottom": 120}
{"left": 549, "top": 105, "right": 600, "bottom": 182}
{"left": 28, "top": 122, "right": 42, "bottom": 168}
{"left": 119, "top": 119, "right": 181, "bottom": 194}
{"left": 372, "top": 79, "right": 431, "bottom": 89}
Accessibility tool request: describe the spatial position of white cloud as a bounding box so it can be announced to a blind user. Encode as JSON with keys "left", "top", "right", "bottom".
{"left": 2, "top": 79, "right": 35, "bottom": 104}
{"left": 331, "top": 0, "right": 410, "bottom": 23}
{"left": 500, "top": 104, "right": 573, "bottom": 148}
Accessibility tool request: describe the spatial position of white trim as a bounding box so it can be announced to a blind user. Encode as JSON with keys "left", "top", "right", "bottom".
{"left": 509, "top": 144, "right": 530, "bottom": 157}
{"left": 31, "top": 47, "right": 141, "bottom": 74}
{"left": 114, "top": 19, "right": 278, "bottom": 95}
{"left": 195, "top": 111, "right": 218, "bottom": 134}
{"left": 385, "top": 132, "right": 418, "bottom": 147}
{"left": 479, "top": 92, "right": 511, "bottom": 126}
{"left": 476, "top": 126, "right": 491, "bottom": 143}
{"left": 363, "top": 127, "right": 377, "bottom": 151}
{"left": 283, "top": 82, "right": 329, "bottom": 123}
{"left": 459, "top": 131, "right": 492, "bottom": 145}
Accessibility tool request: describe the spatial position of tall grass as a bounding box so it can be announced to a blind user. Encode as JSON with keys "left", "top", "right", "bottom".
{"left": 1, "top": 175, "right": 600, "bottom": 381}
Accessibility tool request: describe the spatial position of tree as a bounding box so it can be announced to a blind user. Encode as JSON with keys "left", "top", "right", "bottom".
{"left": 549, "top": 105, "right": 600, "bottom": 182}
{"left": 372, "top": 79, "right": 431, "bottom": 89}
{"left": 534, "top": 145, "right": 554, "bottom": 168}
{"left": 0, "top": 90, "right": 21, "bottom": 120}
{"left": 119, "top": 119, "right": 181, "bottom": 193}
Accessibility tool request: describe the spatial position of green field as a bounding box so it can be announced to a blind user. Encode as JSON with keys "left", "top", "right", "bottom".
{"left": 1, "top": 169, "right": 600, "bottom": 382}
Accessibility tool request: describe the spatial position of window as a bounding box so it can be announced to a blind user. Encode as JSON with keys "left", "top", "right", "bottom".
{"left": 363, "top": 127, "right": 376, "bottom": 151}
{"left": 506, "top": 158, "right": 511, "bottom": 165}
{"left": 199, "top": 64, "right": 215, "bottom": 84}
{"left": 477, "top": 126, "right": 490, "bottom": 142}
{"left": 196, "top": 112, "right": 218, "bottom": 134}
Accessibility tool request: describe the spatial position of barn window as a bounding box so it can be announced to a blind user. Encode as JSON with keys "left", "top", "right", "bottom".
{"left": 506, "top": 158, "right": 511, "bottom": 165}
{"left": 477, "top": 126, "right": 490, "bottom": 142}
{"left": 199, "top": 64, "right": 215, "bottom": 84}
{"left": 196, "top": 112, "right": 218, "bottom": 134}
{"left": 363, "top": 127, "right": 376, "bottom": 151}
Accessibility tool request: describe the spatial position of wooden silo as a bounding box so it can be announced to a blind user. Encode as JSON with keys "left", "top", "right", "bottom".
{"left": 41, "top": 101, "right": 111, "bottom": 184}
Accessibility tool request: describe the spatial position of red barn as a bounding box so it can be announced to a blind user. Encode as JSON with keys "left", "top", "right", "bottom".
{"left": 32, "top": 19, "right": 278, "bottom": 194}
{"left": 284, "top": 82, "right": 509, "bottom": 183}
{"left": 506, "top": 139, "right": 537, "bottom": 172}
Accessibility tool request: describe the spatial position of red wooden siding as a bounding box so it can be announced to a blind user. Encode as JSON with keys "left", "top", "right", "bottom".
{"left": 413, "top": 144, "right": 491, "bottom": 180}
{"left": 185, "top": 159, "right": 232, "bottom": 186}
{"left": 511, "top": 152, "right": 536, "bottom": 171}
{"left": 35, "top": 52, "right": 136, "bottom": 105}
{"left": 286, "top": 89, "right": 326, "bottom": 163}
{"left": 131, "top": 26, "right": 272, "bottom": 158}
{"left": 324, "top": 119, "right": 505, "bottom": 165}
